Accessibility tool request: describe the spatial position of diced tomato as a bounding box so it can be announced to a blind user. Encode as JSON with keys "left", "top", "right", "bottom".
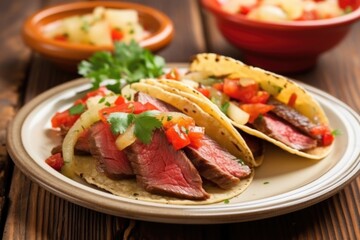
{"left": 54, "top": 34, "right": 68, "bottom": 42}
{"left": 212, "top": 82, "right": 224, "bottom": 91}
{"left": 223, "top": 78, "right": 259, "bottom": 103}
{"left": 249, "top": 91, "right": 270, "bottom": 104}
{"left": 99, "top": 102, "right": 154, "bottom": 121}
{"left": 45, "top": 153, "right": 64, "bottom": 171}
{"left": 296, "top": 10, "right": 319, "bottom": 20}
{"left": 310, "top": 125, "right": 329, "bottom": 135}
{"left": 287, "top": 93, "right": 297, "bottom": 107}
{"left": 111, "top": 28, "right": 124, "bottom": 41}
{"left": 164, "top": 68, "right": 181, "bottom": 80}
{"left": 322, "top": 132, "right": 334, "bottom": 146}
{"left": 85, "top": 87, "right": 107, "bottom": 100}
{"left": 51, "top": 110, "right": 80, "bottom": 128}
{"left": 74, "top": 87, "right": 107, "bottom": 105}
{"left": 163, "top": 116, "right": 195, "bottom": 129}
{"left": 143, "top": 102, "right": 159, "bottom": 111}
{"left": 114, "top": 96, "right": 126, "bottom": 105}
{"left": 165, "top": 124, "right": 191, "bottom": 150}
{"left": 338, "top": 0, "right": 356, "bottom": 11}
{"left": 196, "top": 87, "right": 210, "bottom": 98}
{"left": 240, "top": 103, "right": 275, "bottom": 123}
{"left": 239, "top": 5, "right": 251, "bottom": 15}
{"left": 310, "top": 125, "right": 335, "bottom": 146}
{"left": 188, "top": 126, "right": 205, "bottom": 148}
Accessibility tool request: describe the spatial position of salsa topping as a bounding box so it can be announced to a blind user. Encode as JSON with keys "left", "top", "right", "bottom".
{"left": 43, "top": 7, "right": 146, "bottom": 46}
{"left": 220, "top": 0, "right": 353, "bottom": 22}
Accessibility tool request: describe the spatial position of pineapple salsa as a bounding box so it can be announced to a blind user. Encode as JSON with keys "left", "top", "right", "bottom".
{"left": 42, "top": 7, "right": 146, "bottom": 46}
{"left": 220, "top": 0, "right": 354, "bottom": 22}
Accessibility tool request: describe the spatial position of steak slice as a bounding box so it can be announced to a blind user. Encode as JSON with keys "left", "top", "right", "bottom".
{"left": 185, "top": 135, "right": 251, "bottom": 189}
{"left": 253, "top": 113, "right": 317, "bottom": 151}
{"left": 241, "top": 131, "right": 264, "bottom": 158}
{"left": 134, "top": 91, "right": 178, "bottom": 112}
{"left": 88, "top": 121, "right": 134, "bottom": 179}
{"left": 268, "top": 98, "right": 319, "bottom": 139}
{"left": 126, "top": 129, "right": 209, "bottom": 200}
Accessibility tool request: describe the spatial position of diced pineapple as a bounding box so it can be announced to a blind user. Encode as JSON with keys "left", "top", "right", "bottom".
{"left": 105, "top": 9, "right": 139, "bottom": 28}
{"left": 62, "top": 16, "right": 89, "bottom": 44}
{"left": 248, "top": 5, "right": 288, "bottom": 22}
{"left": 88, "top": 21, "right": 112, "bottom": 46}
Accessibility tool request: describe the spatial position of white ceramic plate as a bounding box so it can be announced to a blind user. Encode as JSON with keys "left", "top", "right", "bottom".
{"left": 7, "top": 78, "right": 360, "bottom": 224}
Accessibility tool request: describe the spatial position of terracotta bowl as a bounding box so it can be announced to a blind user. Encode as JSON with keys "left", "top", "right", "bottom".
{"left": 201, "top": 0, "right": 360, "bottom": 73}
{"left": 22, "top": 1, "right": 174, "bottom": 71}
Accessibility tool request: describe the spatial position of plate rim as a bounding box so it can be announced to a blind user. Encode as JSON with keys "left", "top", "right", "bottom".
{"left": 6, "top": 77, "right": 360, "bottom": 224}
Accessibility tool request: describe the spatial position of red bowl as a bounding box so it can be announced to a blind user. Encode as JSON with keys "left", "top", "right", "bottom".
{"left": 22, "top": 1, "right": 174, "bottom": 71}
{"left": 201, "top": 0, "right": 360, "bottom": 73}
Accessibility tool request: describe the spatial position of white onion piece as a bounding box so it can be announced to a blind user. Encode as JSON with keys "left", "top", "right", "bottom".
{"left": 61, "top": 96, "right": 116, "bottom": 178}
{"left": 227, "top": 102, "right": 250, "bottom": 125}
{"left": 115, "top": 124, "right": 136, "bottom": 151}
{"left": 114, "top": 111, "right": 194, "bottom": 151}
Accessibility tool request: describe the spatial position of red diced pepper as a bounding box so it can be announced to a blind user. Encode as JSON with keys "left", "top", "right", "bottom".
{"left": 51, "top": 110, "right": 80, "bottom": 128}
{"left": 111, "top": 28, "right": 124, "bottom": 41}
{"left": 188, "top": 126, "right": 205, "bottom": 148}
{"left": 240, "top": 103, "right": 274, "bottom": 123}
{"left": 165, "top": 124, "right": 191, "bottom": 150}
{"left": 322, "top": 132, "right": 334, "bottom": 146}
{"left": 45, "top": 153, "right": 64, "bottom": 171}
{"left": 287, "top": 93, "right": 297, "bottom": 107}
{"left": 164, "top": 68, "right": 181, "bottom": 80}
{"left": 196, "top": 87, "right": 211, "bottom": 98}
{"left": 223, "top": 78, "right": 259, "bottom": 103}
{"left": 212, "top": 83, "right": 224, "bottom": 91}
{"left": 99, "top": 102, "right": 155, "bottom": 122}
{"left": 114, "top": 96, "right": 126, "bottom": 105}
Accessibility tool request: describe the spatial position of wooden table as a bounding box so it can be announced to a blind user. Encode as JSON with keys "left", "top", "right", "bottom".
{"left": 1, "top": 0, "right": 359, "bottom": 239}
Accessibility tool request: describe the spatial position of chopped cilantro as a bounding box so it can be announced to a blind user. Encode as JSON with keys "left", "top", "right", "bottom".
{"left": 69, "top": 104, "right": 85, "bottom": 115}
{"left": 224, "top": 199, "right": 230, "bottom": 204}
{"left": 133, "top": 111, "right": 163, "bottom": 144}
{"left": 332, "top": 129, "right": 342, "bottom": 136}
{"left": 220, "top": 101, "right": 230, "bottom": 114}
{"left": 167, "top": 115, "right": 173, "bottom": 121}
{"left": 98, "top": 97, "right": 106, "bottom": 104}
{"left": 81, "top": 21, "right": 90, "bottom": 33}
{"left": 107, "top": 111, "right": 162, "bottom": 144}
{"left": 108, "top": 112, "right": 134, "bottom": 135}
{"left": 78, "top": 41, "right": 165, "bottom": 93}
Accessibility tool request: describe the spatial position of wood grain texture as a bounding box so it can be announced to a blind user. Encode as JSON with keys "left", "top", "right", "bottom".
{"left": 0, "top": 0, "right": 42, "bottom": 231}
{"left": 1, "top": 0, "right": 360, "bottom": 239}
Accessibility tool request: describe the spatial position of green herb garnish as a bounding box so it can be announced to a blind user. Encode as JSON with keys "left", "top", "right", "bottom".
{"left": 78, "top": 41, "right": 165, "bottom": 93}
{"left": 224, "top": 199, "right": 230, "bottom": 204}
{"left": 108, "top": 111, "right": 162, "bottom": 144}
{"left": 69, "top": 104, "right": 86, "bottom": 115}
{"left": 220, "top": 101, "right": 230, "bottom": 114}
{"left": 332, "top": 129, "right": 342, "bottom": 136}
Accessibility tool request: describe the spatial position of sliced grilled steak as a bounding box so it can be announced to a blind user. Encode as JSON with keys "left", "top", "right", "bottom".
{"left": 241, "top": 132, "right": 264, "bottom": 158}
{"left": 74, "top": 129, "right": 91, "bottom": 154}
{"left": 135, "top": 92, "right": 178, "bottom": 112}
{"left": 268, "top": 98, "right": 319, "bottom": 139}
{"left": 253, "top": 114, "right": 317, "bottom": 150}
{"left": 185, "top": 135, "right": 251, "bottom": 189}
{"left": 88, "top": 121, "right": 134, "bottom": 179}
{"left": 51, "top": 129, "right": 91, "bottom": 156}
{"left": 126, "top": 129, "right": 209, "bottom": 200}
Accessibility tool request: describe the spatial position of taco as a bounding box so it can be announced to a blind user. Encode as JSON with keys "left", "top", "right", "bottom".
{"left": 46, "top": 86, "right": 255, "bottom": 205}
{"left": 154, "top": 53, "right": 334, "bottom": 160}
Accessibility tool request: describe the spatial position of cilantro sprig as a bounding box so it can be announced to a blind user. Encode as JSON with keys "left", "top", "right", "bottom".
{"left": 78, "top": 41, "right": 165, "bottom": 93}
{"left": 108, "top": 111, "right": 162, "bottom": 144}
